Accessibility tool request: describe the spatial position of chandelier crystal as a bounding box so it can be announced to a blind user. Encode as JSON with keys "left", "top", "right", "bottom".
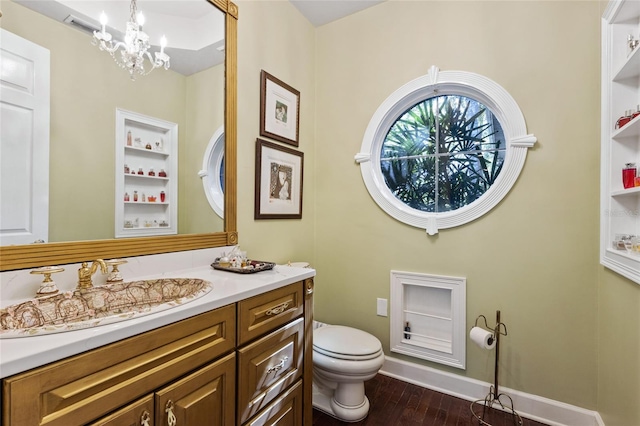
{"left": 92, "top": 0, "right": 170, "bottom": 80}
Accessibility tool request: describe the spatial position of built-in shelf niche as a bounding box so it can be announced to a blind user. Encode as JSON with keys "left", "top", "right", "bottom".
{"left": 390, "top": 271, "right": 466, "bottom": 369}
{"left": 115, "top": 108, "right": 178, "bottom": 238}
{"left": 600, "top": 0, "right": 640, "bottom": 284}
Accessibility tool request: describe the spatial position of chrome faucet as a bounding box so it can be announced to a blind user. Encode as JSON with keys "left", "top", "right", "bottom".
{"left": 77, "top": 259, "right": 107, "bottom": 289}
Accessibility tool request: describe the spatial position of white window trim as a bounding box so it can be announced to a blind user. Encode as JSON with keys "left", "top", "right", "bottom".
{"left": 355, "top": 66, "right": 536, "bottom": 235}
{"left": 198, "top": 126, "right": 225, "bottom": 218}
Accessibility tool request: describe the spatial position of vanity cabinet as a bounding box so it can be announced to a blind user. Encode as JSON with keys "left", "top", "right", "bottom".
{"left": 88, "top": 354, "right": 236, "bottom": 426}
{"left": 237, "top": 283, "right": 305, "bottom": 425}
{"left": 1, "top": 279, "right": 314, "bottom": 426}
{"left": 600, "top": 0, "right": 640, "bottom": 284}
{"left": 115, "top": 108, "right": 178, "bottom": 238}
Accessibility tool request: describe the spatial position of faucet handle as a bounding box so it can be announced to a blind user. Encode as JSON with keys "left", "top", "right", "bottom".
{"left": 30, "top": 266, "right": 65, "bottom": 297}
{"left": 105, "top": 259, "right": 128, "bottom": 284}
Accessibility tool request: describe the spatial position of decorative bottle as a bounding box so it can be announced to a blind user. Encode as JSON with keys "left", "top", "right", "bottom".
{"left": 623, "top": 163, "right": 636, "bottom": 189}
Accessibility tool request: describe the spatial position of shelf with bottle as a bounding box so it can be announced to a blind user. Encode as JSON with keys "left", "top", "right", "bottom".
{"left": 613, "top": 39, "right": 640, "bottom": 81}
{"left": 613, "top": 111, "right": 640, "bottom": 139}
{"left": 124, "top": 173, "right": 170, "bottom": 181}
{"left": 124, "top": 165, "right": 168, "bottom": 178}
{"left": 124, "top": 145, "right": 169, "bottom": 157}
{"left": 124, "top": 201, "right": 169, "bottom": 205}
{"left": 124, "top": 190, "right": 167, "bottom": 203}
{"left": 123, "top": 219, "right": 170, "bottom": 229}
{"left": 600, "top": 0, "right": 640, "bottom": 285}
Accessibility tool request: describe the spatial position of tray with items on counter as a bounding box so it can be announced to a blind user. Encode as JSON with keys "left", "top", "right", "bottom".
{"left": 211, "top": 258, "right": 276, "bottom": 274}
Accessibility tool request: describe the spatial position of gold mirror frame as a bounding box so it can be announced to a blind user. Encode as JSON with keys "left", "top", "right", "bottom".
{"left": 0, "top": 0, "right": 238, "bottom": 271}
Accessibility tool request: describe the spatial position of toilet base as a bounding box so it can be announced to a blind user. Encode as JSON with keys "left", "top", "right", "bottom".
{"left": 312, "top": 382, "right": 370, "bottom": 422}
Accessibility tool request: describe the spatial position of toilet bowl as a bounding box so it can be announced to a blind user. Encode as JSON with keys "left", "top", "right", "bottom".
{"left": 312, "top": 325, "right": 385, "bottom": 422}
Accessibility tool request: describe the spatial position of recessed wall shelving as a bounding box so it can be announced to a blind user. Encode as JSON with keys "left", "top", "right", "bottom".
{"left": 600, "top": 0, "right": 640, "bottom": 285}
{"left": 115, "top": 109, "right": 178, "bottom": 238}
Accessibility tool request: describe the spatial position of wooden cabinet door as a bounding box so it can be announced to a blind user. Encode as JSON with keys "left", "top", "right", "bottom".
{"left": 86, "top": 395, "right": 154, "bottom": 426}
{"left": 154, "top": 353, "right": 235, "bottom": 426}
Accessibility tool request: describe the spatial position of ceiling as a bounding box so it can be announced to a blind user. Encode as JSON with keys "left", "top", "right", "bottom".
{"left": 289, "top": 0, "right": 386, "bottom": 27}
{"left": 13, "top": 0, "right": 384, "bottom": 75}
{"left": 14, "top": 0, "right": 225, "bottom": 75}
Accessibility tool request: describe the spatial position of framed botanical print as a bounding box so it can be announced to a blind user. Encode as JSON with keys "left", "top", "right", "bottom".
{"left": 260, "top": 70, "right": 300, "bottom": 147}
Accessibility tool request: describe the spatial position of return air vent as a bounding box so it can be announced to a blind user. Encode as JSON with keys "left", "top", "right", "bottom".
{"left": 63, "top": 15, "right": 99, "bottom": 35}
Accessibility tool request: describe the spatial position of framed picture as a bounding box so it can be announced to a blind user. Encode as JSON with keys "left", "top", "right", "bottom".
{"left": 260, "top": 70, "right": 300, "bottom": 147}
{"left": 255, "top": 139, "right": 304, "bottom": 219}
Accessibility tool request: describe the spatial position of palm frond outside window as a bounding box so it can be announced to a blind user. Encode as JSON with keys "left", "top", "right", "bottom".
{"left": 380, "top": 95, "right": 505, "bottom": 213}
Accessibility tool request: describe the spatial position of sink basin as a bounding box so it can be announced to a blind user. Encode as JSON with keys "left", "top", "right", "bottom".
{"left": 0, "top": 278, "right": 212, "bottom": 338}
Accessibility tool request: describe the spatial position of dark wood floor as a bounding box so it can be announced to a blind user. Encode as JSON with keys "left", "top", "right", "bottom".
{"left": 312, "top": 374, "right": 550, "bottom": 426}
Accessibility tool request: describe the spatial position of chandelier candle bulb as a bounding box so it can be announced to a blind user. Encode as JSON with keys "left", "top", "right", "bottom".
{"left": 100, "top": 12, "right": 107, "bottom": 34}
{"left": 161, "top": 36, "right": 167, "bottom": 55}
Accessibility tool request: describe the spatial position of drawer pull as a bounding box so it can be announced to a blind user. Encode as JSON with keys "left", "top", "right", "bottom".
{"left": 265, "top": 302, "right": 290, "bottom": 316}
{"left": 166, "top": 400, "right": 177, "bottom": 426}
{"left": 267, "top": 356, "right": 289, "bottom": 374}
{"left": 140, "top": 411, "right": 151, "bottom": 426}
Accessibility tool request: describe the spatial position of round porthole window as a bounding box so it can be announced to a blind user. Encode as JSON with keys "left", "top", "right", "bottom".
{"left": 199, "top": 126, "right": 225, "bottom": 218}
{"left": 355, "top": 66, "right": 536, "bottom": 235}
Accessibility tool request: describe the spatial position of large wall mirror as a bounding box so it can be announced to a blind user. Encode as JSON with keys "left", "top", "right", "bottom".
{"left": 0, "top": 0, "right": 238, "bottom": 271}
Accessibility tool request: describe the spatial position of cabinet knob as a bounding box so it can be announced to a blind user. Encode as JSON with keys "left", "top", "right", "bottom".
{"left": 265, "top": 301, "right": 290, "bottom": 316}
{"left": 266, "top": 356, "right": 289, "bottom": 374}
{"left": 166, "top": 400, "right": 177, "bottom": 426}
{"left": 140, "top": 410, "right": 151, "bottom": 426}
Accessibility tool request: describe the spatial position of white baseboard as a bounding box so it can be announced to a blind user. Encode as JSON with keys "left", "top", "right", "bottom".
{"left": 379, "top": 357, "right": 604, "bottom": 426}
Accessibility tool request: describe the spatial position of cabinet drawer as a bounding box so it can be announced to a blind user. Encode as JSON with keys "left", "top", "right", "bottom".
{"left": 2, "top": 304, "right": 235, "bottom": 426}
{"left": 237, "top": 317, "right": 304, "bottom": 424}
{"left": 87, "top": 395, "right": 154, "bottom": 426}
{"left": 243, "top": 380, "right": 303, "bottom": 426}
{"left": 238, "top": 282, "right": 303, "bottom": 345}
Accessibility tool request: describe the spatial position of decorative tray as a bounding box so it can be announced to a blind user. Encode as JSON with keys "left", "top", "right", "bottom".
{"left": 210, "top": 259, "right": 276, "bottom": 274}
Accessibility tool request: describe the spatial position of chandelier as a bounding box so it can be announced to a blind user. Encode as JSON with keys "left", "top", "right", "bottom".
{"left": 92, "top": 0, "right": 170, "bottom": 80}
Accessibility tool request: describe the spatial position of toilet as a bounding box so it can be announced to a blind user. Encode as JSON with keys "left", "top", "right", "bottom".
{"left": 312, "top": 325, "right": 385, "bottom": 422}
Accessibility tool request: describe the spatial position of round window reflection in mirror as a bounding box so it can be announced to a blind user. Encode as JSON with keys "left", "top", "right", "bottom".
{"left": 199, "top": 126, "right": 224, "bottom": 218}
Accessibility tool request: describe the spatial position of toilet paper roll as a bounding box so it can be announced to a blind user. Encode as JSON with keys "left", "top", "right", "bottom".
{"left": 470, "top": 326, "right": 496, "bottom": 350}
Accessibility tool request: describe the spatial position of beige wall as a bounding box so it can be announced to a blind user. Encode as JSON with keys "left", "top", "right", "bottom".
{"left": 312, "top": 0, "right": 602, "bottom": 409}
{"left": 598, "top": 270, "right": 640, "bottom": 425}
{"left": 2, "top": 0, "right": 223, "bottom": 241}
{"left": 181, "top": 65, "right": 225, "bottom": 234}
{"left": 235, "top": 0, "right": 316, "bottom": 264}
{"left": 234, "top": 0, "right": 640, "bottom": 422}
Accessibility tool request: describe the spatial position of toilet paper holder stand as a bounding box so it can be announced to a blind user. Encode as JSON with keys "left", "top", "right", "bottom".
{"left": 470, "top": 310, "right": 523, "bottom": 426}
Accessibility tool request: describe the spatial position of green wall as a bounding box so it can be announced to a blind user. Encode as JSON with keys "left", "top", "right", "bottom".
{"left": 312, "top": 0, "right": 601, "bottom": 409}
{"left": 236, "top": 1, "right": 640, "bottom": 424}
{"left": 2, "top": 0, "right": 223, "bottom": 241}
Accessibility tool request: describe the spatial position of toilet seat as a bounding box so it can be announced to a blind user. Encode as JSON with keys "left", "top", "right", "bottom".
{"left": 314, "top": 326, "right": 382, "bottom": 361}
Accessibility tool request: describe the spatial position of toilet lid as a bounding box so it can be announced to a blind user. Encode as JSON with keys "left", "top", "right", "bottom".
{"left": 314, "top": 326, "right": 382, "bottom": 360}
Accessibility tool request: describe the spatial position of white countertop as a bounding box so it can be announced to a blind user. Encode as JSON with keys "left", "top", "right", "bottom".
{"left": 0, "top": 264, "right": 315, "bottom": 379}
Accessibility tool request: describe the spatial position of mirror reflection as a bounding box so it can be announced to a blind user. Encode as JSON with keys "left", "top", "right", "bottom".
{"left": 0, "top": 0, "right": 225, "bottom": 246}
